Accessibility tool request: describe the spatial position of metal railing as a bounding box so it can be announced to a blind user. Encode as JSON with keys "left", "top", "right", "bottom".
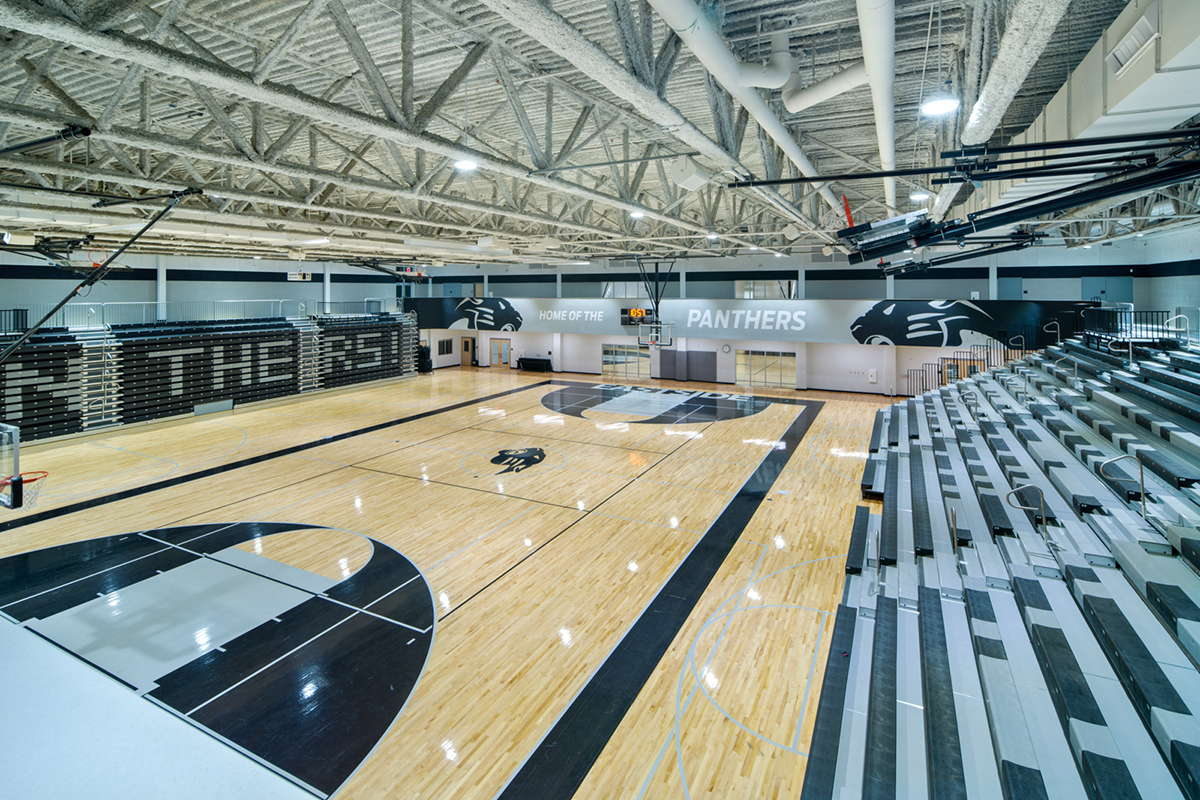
{"left": 1107, "top": 338, "right": 1133, "bottom": 366}
{"left": 1006, "top": 484, "right": 1055, "bottom": 549}
{"left": 1099, "top": 453, "right": 1147, "bottom": 520}
{"left": 1003, "top": 373, "right": 1028, "bottom": 406}
{"left": 1043, "top": 320, "right": 1061, "bottom": 345}
{"left": 959, "top": 389, "right": 979, "bottom": 420}
{"left": 1083, "top": 307, "right": 1180, "bottom": 344}
{"left": 1166, "top": 314, "right": 1192, "bottom": 350}
{"left": 1053, "top": 354, "right": 1079, "bottom": 388}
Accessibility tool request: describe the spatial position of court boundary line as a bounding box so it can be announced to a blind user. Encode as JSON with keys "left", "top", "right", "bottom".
{"left": 0, "top": 381, "right": 560, "bottom": 533}
{"left": 493, "top": 401, "right": 825, "bottom": 800}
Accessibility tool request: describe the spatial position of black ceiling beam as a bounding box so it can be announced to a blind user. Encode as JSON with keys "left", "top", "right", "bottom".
{"left": 0, "top": 125, "right": 89, "bottom": 157}
{"left": 847, "top": 156, "right": 1200, "bottom": 264}
{"left": 941, "top": 126, "right": 1200, "bottom": 159}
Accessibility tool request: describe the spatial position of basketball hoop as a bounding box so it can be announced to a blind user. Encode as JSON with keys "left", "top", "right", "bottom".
{"left": 0, "top": 471, "right": 49, "bottom": 509}
{"left": 87, "top": 247, "right": 108, "bottom": 269}
{"left": 647, "top": 332, "right": 660, "bottom": 348}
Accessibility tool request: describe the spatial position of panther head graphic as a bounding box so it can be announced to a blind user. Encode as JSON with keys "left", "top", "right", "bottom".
{"left": 455, "top": 298, "right": 523, "bottom": 331}
{"left": 490, "top": 447, "right": 546, "bottom": 474}
{"left": 850, "top": 300, "right": 997, "bottom": 346}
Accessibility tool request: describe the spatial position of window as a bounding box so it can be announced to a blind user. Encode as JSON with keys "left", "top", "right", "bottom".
{"left": 602, "top": 281, "right": 650, "bottom": 299}
{"left": 602, "top": 344, "right": 651, "bottom": 380}
{"left": 736, "top": 350, "right": 796, "bottom": 388}
{"left": 437, "top": 339, "right": 452, "bottom": 356}
{"left": 736, "top": 279, "right": 798, "bottom": 299}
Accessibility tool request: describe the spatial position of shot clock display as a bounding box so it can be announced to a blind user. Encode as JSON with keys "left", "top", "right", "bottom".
{"left": 620, "top": 308, "right": 657, "bottom": 326}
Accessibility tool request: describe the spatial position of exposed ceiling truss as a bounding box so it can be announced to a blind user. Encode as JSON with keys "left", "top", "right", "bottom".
{"left": 0, "top": 0, "right": 1157, "bottom": 267}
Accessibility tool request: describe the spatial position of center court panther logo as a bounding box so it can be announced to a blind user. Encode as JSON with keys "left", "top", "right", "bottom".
{"left": 491, "top": 447, "right": 546, "bottom": 474}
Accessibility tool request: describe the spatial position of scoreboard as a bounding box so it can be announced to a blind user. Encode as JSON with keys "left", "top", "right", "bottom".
{"left": 620, "top": 308, "right": 657, "bottom": 326}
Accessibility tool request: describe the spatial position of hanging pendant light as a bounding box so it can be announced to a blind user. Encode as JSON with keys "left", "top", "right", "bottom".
{"left": 456, "top": 72, "right": 478, "bottom": 170}
{"left": 920, "top": 0, "right": 960, "bottom": 116}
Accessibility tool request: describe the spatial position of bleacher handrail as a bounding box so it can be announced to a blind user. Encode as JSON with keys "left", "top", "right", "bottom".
{"left": 1042, "top": 320, "right": 1061, "bottom": 345}
{"left": 1053, "top": 354, "right": 1080, "bottom": 388}
{"left": 1107, "top": 338, "right": 1133, "bottom": 365}
{"left": 1003, "top": 374, "right": 1028, "bottom": 407}
{"left": 959, "top": 389, "right": 980, "bottom": 419}
{"left": 1005, "top": 484, "right": 1054, "bottom": 549}
{"left": 1165, "top": 314, "right": 1191, "bottom": 350}
{"left": 1098, "top": 453, "right": 1147, "bottom": 521}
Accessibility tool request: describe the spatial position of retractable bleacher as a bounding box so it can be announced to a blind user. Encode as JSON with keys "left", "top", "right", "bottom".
{"left": 808, "top": 327, "right": 1200, "bottom": 800}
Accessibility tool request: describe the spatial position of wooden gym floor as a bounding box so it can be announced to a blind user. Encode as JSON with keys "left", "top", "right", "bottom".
{"left": 0, "top": 368, "right": 889, "bottom": 799}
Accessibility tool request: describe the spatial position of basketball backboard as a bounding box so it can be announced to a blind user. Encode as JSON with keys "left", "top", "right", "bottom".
{"left": 637, "top": 323, "right": 673, "bottom": 348}
{"left": 0, "top": 423, "right": 18, "bottom": 509}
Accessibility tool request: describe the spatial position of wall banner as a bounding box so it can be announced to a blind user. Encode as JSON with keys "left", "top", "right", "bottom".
{"left": 406, "top": 297, "right": 1092, "bottom": 347}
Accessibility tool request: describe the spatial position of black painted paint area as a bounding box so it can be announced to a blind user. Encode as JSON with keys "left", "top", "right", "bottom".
{"left": 188, "top": 612, "right": 431, "bottom": 797}
{"left": 150, "top": 595, "right": 358, "bottom": 713}
{"left": 4, "top": 546, "right": 199, "bottom": 622}
{"left": 497, "top": 400, "right": 824, "bottom": 800}
{"left": 0, "top": 531, "right": 170, "bottom": 610}
{"left": 2, "top": 521, "right": 435, "bottom": 798}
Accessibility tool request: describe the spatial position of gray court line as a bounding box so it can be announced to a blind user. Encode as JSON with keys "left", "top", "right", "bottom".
{"left": 586, "top": 510, "right": 705, "bottom": 535}
{"left": 638, "top": 539, "right": 770, "bottom": 799}
{"left": 241, "top": 473, "right": 373, "bottom": 521}
{"left": 793, "top": 609, "right": 831, "bottom": 749}
{"left": 670, "top": 555, "right": 846, "bottom": 795}
{"left": 428, "top": 505, "right": 540, "bottom": 571}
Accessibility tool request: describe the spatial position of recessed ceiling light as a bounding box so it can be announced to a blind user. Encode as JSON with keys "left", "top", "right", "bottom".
{"left": 630, "top": 211, "right": 644, "bottom": 218}
{"left": 910, "top": 191, "right": 931, "bottom": 201}
{"left": 454, "top": 160, "right": 477, "bottom": 171}
{"left": 920, "top": 95, "right": 960, "bottom": 116}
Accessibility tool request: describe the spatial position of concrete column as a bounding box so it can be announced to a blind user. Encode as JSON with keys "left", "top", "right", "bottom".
{"left": 796, "top": 268, "right": 805, "bottom": 299}
{"left": 428, "top": 279, "right": 434, "bottom": 297}
{"left": 323, "top": 264, "right": 332, "bottom": 313}
{"left": 556, "top": 272, "right": 562, "bottom": 298}
{"left": 156, "top": 256, "right": 166, "bottom": 320}
{"left": 989, "top": 263, "right": 998, "bottom": 300}
{"left": 886, "top": 274, "right": 895, "bottom": 299}
{"left": 679, "top": 270, "right": 687, "bottom": 299}
{"left": 484, "top": 274, "right": 490, "bottom": 297}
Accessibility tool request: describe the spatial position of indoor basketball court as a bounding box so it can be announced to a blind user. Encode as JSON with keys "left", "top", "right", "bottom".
{"left": 0, "top": 368, "right": 884, "bottom": 799}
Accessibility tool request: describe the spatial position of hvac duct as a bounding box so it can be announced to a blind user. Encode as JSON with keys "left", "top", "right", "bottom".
{"left": 955, "top": 0, "right": 1200, "bottom": 226}
{"left": 645, "top": 0, "right": 843, "bottom": 218}
{"left": 856, "top": 0, "right": 897, "bottom": 211}
{"left": 931, "top": 0, "right": 1073, "bottom": 219}
{"left": 739, "top": 30, "right": 794, "bottom": 89}
{"left": 781, "top": 61, "right": 869, "bottom": 113}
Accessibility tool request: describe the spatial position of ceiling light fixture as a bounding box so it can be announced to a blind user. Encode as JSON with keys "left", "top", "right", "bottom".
{"left": 630, "top": 211, "right": 644, "bottom": 218}
{"left": 920, "top": 0, "right": 960, "bottom": 116}
{"left": 454, "top": 160, "right": 477, "bottom": 171}
{"left": 909, "top": 190, "right": 931, "bottom": 202}
{"left": 706, "top": 232, "right": 718, "bottom": 240}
